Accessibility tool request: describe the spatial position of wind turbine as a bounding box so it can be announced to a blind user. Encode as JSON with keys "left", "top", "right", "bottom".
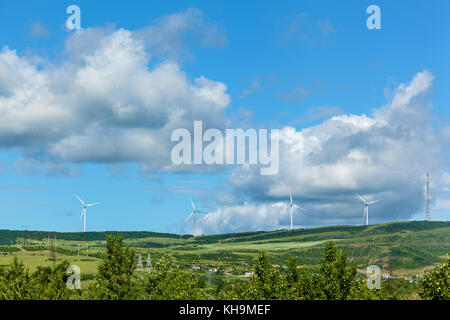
{"left": 75, "top": 194, "right": 100, "bottom": 232}
{"left": 286, "top": 192, "right": 306, "bottom": 230}
{"left": 185, "top": 198, "right": 207, "bottom": 227}
{"left": 355, "top": 193, "right": 381, "bottom": 226}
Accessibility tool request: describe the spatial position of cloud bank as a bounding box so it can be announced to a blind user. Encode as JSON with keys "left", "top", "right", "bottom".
{"left": 0, "top": 10, "right": 230, "bottom": 175}
{"left": 194, "top": 70, "right": 449, "bottom": 234}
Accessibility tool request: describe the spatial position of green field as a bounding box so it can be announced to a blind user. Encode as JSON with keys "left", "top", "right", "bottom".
{"left": 0, "top": 220, "right": 449, "bottom": 284}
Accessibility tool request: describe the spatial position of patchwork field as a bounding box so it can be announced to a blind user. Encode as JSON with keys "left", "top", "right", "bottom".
{"left": 0, "top": 221, "right": 448, "bottom": 285}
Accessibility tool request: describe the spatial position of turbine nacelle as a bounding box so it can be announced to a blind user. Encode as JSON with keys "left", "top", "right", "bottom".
{"left": 185, "top": 198, "right": 207, "bottom": 226}
{"left": 286, "top": 192, "right": 306, "bottom": 230}
{"left": 75, "top": 193, "right": 100, "bottom": 232}
{"left": 355, "top": 193, "right": 381, "bottom": 225}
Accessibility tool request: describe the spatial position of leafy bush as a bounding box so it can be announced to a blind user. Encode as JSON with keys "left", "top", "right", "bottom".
{"left": 419, "top": 254, "right": 449, "bottom": 300}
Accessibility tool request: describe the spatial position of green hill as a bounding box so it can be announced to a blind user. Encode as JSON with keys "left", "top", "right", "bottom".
{"left": 0, "top": 221, "right": 448, "bottom": 277}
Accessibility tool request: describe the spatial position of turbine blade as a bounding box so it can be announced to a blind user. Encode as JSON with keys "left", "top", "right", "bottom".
{"left": 190, "top": 198, "right": 195, "bottom": 210}
{"left": 75, "top": 193, "right": 85, "bottom": 206}
{"left": 196, "top": 210, "right": 208, "bottom": 214}
{"left": 355, "top": 193, "right": 368, "bottom": 204}
{"left": 293, "top": 204, "right": 306, "bottom": 211}
{"left": 87, "top": 202, "right": 100, "bottom": 207}
{"left": 289, "top": 192, "right": 293, "bottom": 204}
{"left": 368, "top": 199, "right": 381, "bottom": 205}
{"left": 80, "top": 208, "right": 84, "bottom": 221}
{"left": 185, "top": 211, "right": 194, "bottom": 223}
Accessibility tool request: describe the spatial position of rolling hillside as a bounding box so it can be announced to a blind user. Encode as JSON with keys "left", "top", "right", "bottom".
{"left": 0, "top": 221, "right": 448, "bottom": 279}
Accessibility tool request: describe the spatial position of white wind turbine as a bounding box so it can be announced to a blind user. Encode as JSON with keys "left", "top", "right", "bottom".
{"left": 355, "top": 193, "right": 381, "bottom": 226}
{"left": 185, "top": 198, "right": 207, "bottom": 227}
{"left": 286, "top": 192, "right": 306, "bottom": 230}
{"left": 75, "top": 194, "right": 100, "bottom": 232}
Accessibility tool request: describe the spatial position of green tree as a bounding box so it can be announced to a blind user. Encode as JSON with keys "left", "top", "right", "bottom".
{"left": 0, "top": 257, "right": 32, "bottom": 300}
{"left": 284, "top": 256, "right": 323, "bottom": 299}
{"left": 138, "top": 258, "right": 209, "bottom": 299}
{"left": 29, "top": 261, "right": 76, "bottom": 300}
{"left": 296, "top": 267, "right": 326, "bottom": 300}
{"left": 83, "top": 234, "right": 138, "bottom": 299}
{"left": 285, "top": 256, "right": 299, "bottom": 285}
{"left": 419, "top": 254, "right": 449, "bottom": 300}
{"left": 347, "top": 279, "right": 386, "bottom": 300}
{"left": 224, "top": 251, "right": 289, "bottom": 300}
{"left": 318, "top": 241, "right": 357, "bottom": 300}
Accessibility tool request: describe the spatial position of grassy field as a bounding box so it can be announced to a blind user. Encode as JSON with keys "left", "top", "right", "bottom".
{"left": 0, "top": 220, "right": 448, "bottom": 285}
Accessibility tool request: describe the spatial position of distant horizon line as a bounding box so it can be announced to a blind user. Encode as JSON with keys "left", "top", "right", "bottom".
{"left": 1, "top": 220, "right": 448, "bottom": 236}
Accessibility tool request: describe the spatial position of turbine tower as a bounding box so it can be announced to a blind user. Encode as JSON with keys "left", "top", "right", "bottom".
{"left": 287, "top": 192, "right": 305, "bottom": 230}
{"left": 426, "top": 173, "right": 431, "bottom": 221}
{"left": 185, "top": 198, "right": 207, "bottom": 227}
{"left": 356, "top": 193, "right": 381, "bottom": 225}
{"left": 75, "top": 194, "right": 100, "bottom": 232}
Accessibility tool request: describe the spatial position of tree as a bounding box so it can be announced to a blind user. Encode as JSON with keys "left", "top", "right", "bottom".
{"left": 285, "top": 256, "right": 299, "bottom": 285}
{"left": 29, "top": 261, "right": 76, "bottom": 300}
{"left": 284, "top": 256, "right": 323, "bottom": 299}
{"left": 138, "top": 258, "right": 209, "bottom": 299}
{"left": 347, "top": 279, "right": 386, "bottom": 300}
{"left": 83, "top": 234, "right": 138, "bottom": 299}
{"left": 223, "top": 251, "right": 289, "bottom": 300}
{"left": 419, "top": 254, "right": 449, "bottom": 300}
{"left": 0, "top": 256, "right": 78, "bottom": 300}
{"left": 220, "top": 243, "right": 383, "bottom": 300}
{"left": 0, "top": 257, "right": 32, "bottom": 300}
{"left": 318, "top": 241, "right": 357, "bottom": 300}
{"left": 295, "top": 267, "right": 326, "bottom": 300}
{"left": 283, "top": 241, "right": 385, "bottom": 300}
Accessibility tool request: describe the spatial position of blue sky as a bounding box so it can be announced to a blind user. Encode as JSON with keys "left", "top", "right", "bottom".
{"left": 0, "top": 0, "right": 449, "bottom": 234}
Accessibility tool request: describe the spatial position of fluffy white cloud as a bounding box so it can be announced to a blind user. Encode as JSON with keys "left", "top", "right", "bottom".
{"left": 191, "top": 202, "right": 287, "bottom": 235}
{"left": 0, "top": 10, "right": 230, "bottom": 174}
{"left": 196, "top": 70, "right": 449, "bottom": 234}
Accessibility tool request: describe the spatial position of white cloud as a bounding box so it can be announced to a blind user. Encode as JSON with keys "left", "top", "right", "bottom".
{"left": 192, "top": 202, "right": 287, "bottom": 235}
{"left": 239, "top": 79, "right": 262, "bottom": 98}
{"left": 279, "top": 13, "right": 335, "bottom": 48}
{"left": 134, "top": 8, "right": 227, "bottom": 61}
{"left": 276, "top": 87, "right": 310, "bottom": 103}
{"left": 434, "top": 199, "right": 450, "bottom": 211}
{"left": 303, "top": 105, "right": 343, "bottom": 122}
{"left": 195, "top": 70, "right": 449, "bottom": 234}
{"left": 390, "top": 70, "right": 434, "bottom": 108}
{"left": 0, "top": 10, "right": 230, "bottom": 175}
{"left": 29, "top": 22, "right": 51, "bottom": 38}
{"left": 317, "top": 20, "right": 334, "bottom": 35}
